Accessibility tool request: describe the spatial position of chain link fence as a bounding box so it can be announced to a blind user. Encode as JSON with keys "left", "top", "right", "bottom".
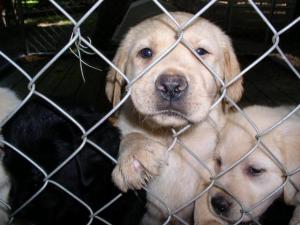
{"left": 0, "top": 0, "right": 300, "bottom": 224}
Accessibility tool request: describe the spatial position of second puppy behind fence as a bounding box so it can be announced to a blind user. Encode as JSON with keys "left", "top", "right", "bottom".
{"left": 195, "top": 106, "right": 300, "bottom": 225}
{"left": 2, "top": 98, "right": 145, "bottom": 225}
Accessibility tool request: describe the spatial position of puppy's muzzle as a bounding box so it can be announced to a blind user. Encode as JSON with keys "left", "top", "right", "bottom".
{"left": 155, "top": 74, "right": 188, "bottom": 101}
{"left": 211, "top": 194, "right": 232, "bottom": 216}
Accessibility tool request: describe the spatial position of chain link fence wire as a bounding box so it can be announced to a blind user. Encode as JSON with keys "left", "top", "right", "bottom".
{"left": 0, "top": 0, "right": 300, "bottom": 224}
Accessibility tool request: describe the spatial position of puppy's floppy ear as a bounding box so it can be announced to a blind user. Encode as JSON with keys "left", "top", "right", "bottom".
{"left": 223, "top": 39, "right": 243, "bottom": 103}
{"left": 276, "top": 121, "right": 300, "bottom": 205}
{"left": 105, "top": 43, "right": 128, "bottom": 108}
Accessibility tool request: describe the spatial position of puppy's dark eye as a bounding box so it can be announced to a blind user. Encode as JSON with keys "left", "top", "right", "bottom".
{"left": 195, "top": 48, "right": 208, "bottom": 56}
{"left": 139, "top": 48, "right": 153, "bottom": 58}
{"left": 247, "top": 166, "right": 266, "bottom": 177}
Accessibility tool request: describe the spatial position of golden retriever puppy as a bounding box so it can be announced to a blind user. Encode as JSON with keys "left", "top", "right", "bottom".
{"left": 194, "top": 106, "right": 300, "bottom": 225}
{"left": 106, "top": 12, "right": 243, "bottom": 224}
{"left": 0, "top": 87, "right": 20, "bottom": 225}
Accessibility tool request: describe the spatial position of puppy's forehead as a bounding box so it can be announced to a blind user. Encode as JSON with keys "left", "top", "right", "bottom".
{"left": 125, "top": 13, "right": 221, "bottom": 46}
{"left": 218, "top": 125, "right": 254, "bottom": 162}
{"left": 247, "top": 151, "right": 277, "bottom": 167}
{"left": 219, "top": 129, "right": 283, "bottom": 168}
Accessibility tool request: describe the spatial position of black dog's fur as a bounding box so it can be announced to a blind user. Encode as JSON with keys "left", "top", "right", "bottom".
{"left": 2, "top": 99, "right": 145, "bottom": 225}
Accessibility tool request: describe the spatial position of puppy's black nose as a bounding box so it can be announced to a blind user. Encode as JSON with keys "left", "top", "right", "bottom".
{"left": 155, "top": 74, "right": 188, "bottom": 101}
{"left": 211, "top": 195, "right": 231, "bottom": 215}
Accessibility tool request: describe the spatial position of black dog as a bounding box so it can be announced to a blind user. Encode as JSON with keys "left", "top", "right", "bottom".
{"left": 2, "top": 99, "right": 145, "bottom": 225}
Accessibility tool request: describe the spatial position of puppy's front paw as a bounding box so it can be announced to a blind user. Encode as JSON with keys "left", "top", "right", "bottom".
{"left": 112, "top": 133, "right": 166, "bottom": 192}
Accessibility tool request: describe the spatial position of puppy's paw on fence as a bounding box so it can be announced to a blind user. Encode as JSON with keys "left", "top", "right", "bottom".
{"left": 112, "top": 133, "right": 166, "bottom": 192}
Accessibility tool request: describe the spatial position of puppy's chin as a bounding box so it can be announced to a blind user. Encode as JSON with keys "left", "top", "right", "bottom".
{"left": 214, "top": 212, "right": 244, "bottom": 224}
{"left": 150, "top": 113, "right": 189, "bottom": 128}
{"left": 142, "top": 110, "right": 210, "bottom": 128}
{"left": 222, "top": 199, "right": 277, "bottom": 224}
{"left": 215, "top": 208, "right": 255, "bottom": 224}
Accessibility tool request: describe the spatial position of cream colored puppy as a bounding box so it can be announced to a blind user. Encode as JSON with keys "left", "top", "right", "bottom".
{"left": 195, "top": 106, "right": 300, "bottom": 225}
{"left": 0, "top": 87, "right": 20, "bottom": 225}
{"left": 106, "top": 12, "right": 243, "bottom": 224}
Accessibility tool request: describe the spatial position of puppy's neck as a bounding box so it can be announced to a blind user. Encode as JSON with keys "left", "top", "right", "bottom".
{"left": 187, "top": 105, "right": 227, "bottom": 141}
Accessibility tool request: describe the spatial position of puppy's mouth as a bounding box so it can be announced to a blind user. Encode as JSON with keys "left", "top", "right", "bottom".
{"left": 152, "top": 110, "right": 190, "bottom": 121}
{"left": 212, "top": 214, "right": 255, "bottom": 225}
{"left": 145, "top": 109, "right": 192, "bottom": 127}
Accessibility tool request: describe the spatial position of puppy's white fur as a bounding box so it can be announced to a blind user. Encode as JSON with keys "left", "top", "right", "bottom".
{"left": 0, "top": 87, "right": 20, "bottom": 225}
{"left": 106, "top": 12, "right": 243, "bottom": 224}
{"left": 195, "top": 106, "right": 300, "bottom": 225}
